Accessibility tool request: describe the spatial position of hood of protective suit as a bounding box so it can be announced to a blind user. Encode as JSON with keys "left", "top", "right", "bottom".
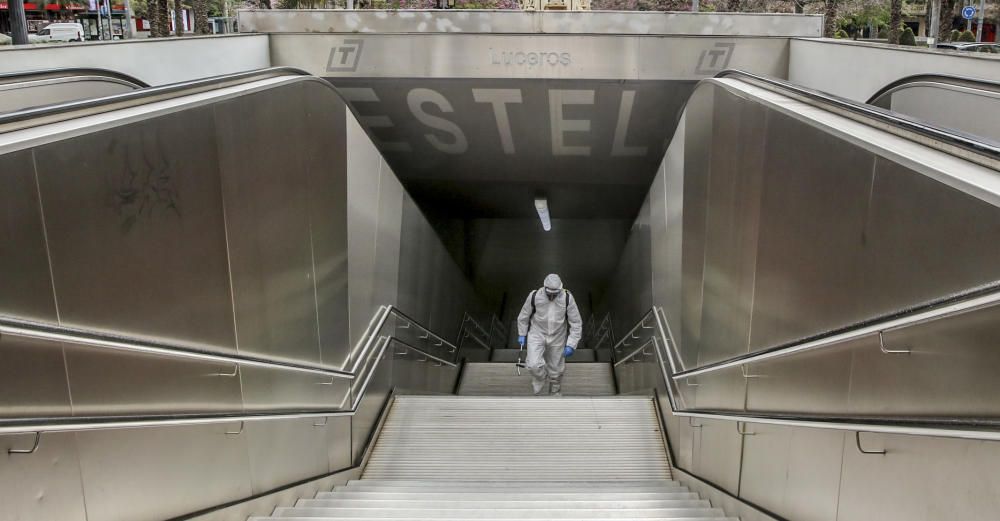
{"left": 543, "top": 274, "right": 563, "bottom": 291}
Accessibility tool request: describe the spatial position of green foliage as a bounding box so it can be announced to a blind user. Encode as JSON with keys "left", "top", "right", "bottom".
{"left": 949, "top": 29, "right": 961, "bottom": 41}
{"left": 834, "top": 29, "right": 850, "bottom": 38}
{"left": 900, "top": 26, "right": 916, "bottom": 45}
{"left": 877, "top": 27, "right": 888, "bottom": 38}
{"left": 958, "top": 29, "right": 976, "bottom": 42}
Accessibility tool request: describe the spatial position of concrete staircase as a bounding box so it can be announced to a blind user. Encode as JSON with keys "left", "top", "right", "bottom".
{"left": 260, "top": 480, "right": 736, "bottom": 520}
{"left": 365, "top": 396, "right": 670, "bottom": 480}
{"left": 251, "top": 395, "right": 733, "bottom": 520}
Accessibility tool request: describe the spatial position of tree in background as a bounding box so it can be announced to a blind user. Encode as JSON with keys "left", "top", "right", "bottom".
{"left": 887, "top": 0, "right": 901, "bottom": 43}
{"left": 836, "top": 0, "right": 888, "bottom": 38}
{"left": 824, "top": 0, "right": 839, "bottom": 36}
{"left": 152, "top": 0, "right": 170, "bottom": 36}
{"left": 173, "top": 0, "right": 184, "bottom": 35}
{"left": 939, "top": 0, "right": 957, "bottom": 40}
{"left": 590, "top": 0, "right": 688, "bottom": 9}
{"left": 194, "top": 0, "right": 210, "bottom": 33}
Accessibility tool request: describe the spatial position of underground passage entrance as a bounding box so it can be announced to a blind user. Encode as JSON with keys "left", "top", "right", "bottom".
{"left": 3, "top": 13, "right": 1000, "bottom": 521}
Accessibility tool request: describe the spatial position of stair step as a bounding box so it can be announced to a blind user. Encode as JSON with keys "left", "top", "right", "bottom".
{"left": 270, "top": 507, "right": 728, "bottom": 518}
{"left": 256, "top": 518, "right": 740, "bottom": 521}
{"left": 336, "top": 485, "right": 687, "bottom": 494}
{"left": 315, "top": 492, "right": 699, "bottom": 500}
{"left": 457, "top": 363, "right": 616, "bottom": 396}
{"left": 297, "top": 499, "right": 712, "bottom": 508}
{"left": 491, "top": 349, "right": 596, "bottom": 363}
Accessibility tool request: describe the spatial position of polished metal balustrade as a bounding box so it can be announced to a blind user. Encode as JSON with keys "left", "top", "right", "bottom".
{"left": 0, "top": 304, "right": 481, "bottom": 452}
{"left": 609, "top": 283, "right": 1000, "bottom": 443}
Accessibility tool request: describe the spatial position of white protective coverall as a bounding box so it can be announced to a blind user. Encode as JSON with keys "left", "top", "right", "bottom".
{"left": 516, "top": 274, "right": 583, "bottom": 395}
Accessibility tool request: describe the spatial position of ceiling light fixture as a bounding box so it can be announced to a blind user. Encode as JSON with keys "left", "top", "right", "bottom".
{"left": 534, "top": 197, "right": 551, "bottom": 231}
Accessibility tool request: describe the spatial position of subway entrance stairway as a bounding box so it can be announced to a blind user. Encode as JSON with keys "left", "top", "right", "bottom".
{"left": 4, "top": 22, "right": 1000, "bottom": 519}
{"left": 251, "top": 396, "right": 735, "bottom": 521}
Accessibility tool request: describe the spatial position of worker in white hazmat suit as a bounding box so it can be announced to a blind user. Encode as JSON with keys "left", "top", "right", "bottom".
{"left": 516, "top": 274, "right": 583, "bottom": 396}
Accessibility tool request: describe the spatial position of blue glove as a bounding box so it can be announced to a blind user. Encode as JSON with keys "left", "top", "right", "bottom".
{"left": 564, "top": 346, "right": 575, "bottom": 357}
{"left": 518, "top": 335, "right": 526, "bottom": 346}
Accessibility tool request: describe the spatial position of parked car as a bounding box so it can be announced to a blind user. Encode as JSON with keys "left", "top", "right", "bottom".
{"left": 33, "top": 23, "right": 85, "bottom": 42}
{"left": 937, "top": 42, "right": 1000, "bottom": 53}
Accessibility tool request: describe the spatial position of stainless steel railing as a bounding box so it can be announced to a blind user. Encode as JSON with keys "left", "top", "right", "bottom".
{"left": 611, "top": 285, "right": 1000, "bottom": 443}
{"left": 0, "top": 304, "right": 464, "bottom": 452}
{"left": 458, "top": 312, "right": 495, "bottom": 352}
{"left": 670, "top": 284, "right": 1000, "bottom": 381}
{"left": 0, "top": 316, "right": 355, "bottom": 380}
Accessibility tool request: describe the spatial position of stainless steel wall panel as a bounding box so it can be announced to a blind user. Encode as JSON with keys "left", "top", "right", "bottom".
{"left": 75, "top": 424, "right": 253, "bottom": 521}
{"left": 0, "top": 336, "right": 71, "bottom": 417}
{"left": 351, "top": 352, "right": 392, "bottom": 461}
{"left": 696, "top": 90, "right": 766, "bottom": 365}
{"left": 240, "top": 365, "right": 350, "bottom": 411}
{"left": 215, "top": 85, "right": 322, "bottom": 365}
{"left": 748, "top": 110, "right": 877, "bottom": 352}
{"left": 863, "top": 156, "right": 1000, "bottom": 314}
{"left": 691, "top": 417, "right": 743, "bottom": 495}
{"left": 372, "top": 162, "right": 403, "bottom": 313}
{"left": 836, "top": 432, "right": 1000, "bottom": 521}
{"left": 245, "top": 418, "right": 331, "bottom": 493}
{"left": 33, "top": 110, "right": 236, "bottom": 351}
{"left": 393, "top": 196, "right": 422, "bottom": 321}
{"left": 64, "top": 347, "right": 244, "bottom": 415}
{"left": 0, "top": 149, "right": 58, "bottom": 322}
{"left": 648, "top": 161, "right": 670, "bottom": 320}
{"left": 679, "top": 87, "right": 713, "bottom": 368}
{"left": 738, "top": 424, "right": 844, "bottom": 521}
{"left": 0, "top": 432, "right": 87, "bottom": 521}
{"left": 301, "top": 81, "right": 351, "bottom": 370}
{"left": 667, "top": 408, "right": 696, "bottom": 470}
{"left": 690, "top": 366, "right": 746, "bottom": 412}
{"left": 743, "top": 341, "right": 857, "bottom": 415}
{"left": 346, "top": 113, "right": 384, "bottom": 351}
{"left": 848, "top": 306, "right": 1000, "bottom": 417}
{"left": 325, "top": 415, "right": 353, "bottom": 472}
{"left": 660, "top": 117, "right": 686, "bottom": 365}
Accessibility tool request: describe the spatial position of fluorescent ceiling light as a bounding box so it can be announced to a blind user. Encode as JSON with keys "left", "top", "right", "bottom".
{"left": 534, "top": 197, "right": 551, "bottom": 231}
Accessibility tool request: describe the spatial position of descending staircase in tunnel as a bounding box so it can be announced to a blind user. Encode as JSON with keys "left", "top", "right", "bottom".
{"left": 252, "top": 396, "right": 736, "bottom": 520}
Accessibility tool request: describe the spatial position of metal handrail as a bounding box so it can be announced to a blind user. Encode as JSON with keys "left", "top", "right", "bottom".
{"left": 714, "top": 70, "right": 1000, "bottom": 169}
{"left": 611, "top": 309, "right": 657, "bottom": 352}
{"left": 612, "top": 299, "right": 1000, "bottom": 442}
{"left": 0, "top": 67, "right": 150, "bottom": 88}
{"left": 461, "top": 312, "right": 492, "bottom": 341}
{"left": 672, "top": 282, "right": 1000, "bottom": 380}
{"left": 391, "top": 338, "right": 459, "bottom": 368}
{"left": 0, "top": 315, "right": 354, "bottom": 380}
{"left": 0, "top": 66, "right": 310, "bottom": 134}
{"left": 461, "top": 330, "right": 493, "bottom": 351}
{"left": 0, "top": 305, "right": 461, "bottom": 440}
{"left": 389, "top": 307, "right": 462, "bottom": 352}
{"left": 866, "top": 73, "right": 1000, "bottom": 106}
{"left": 612, "top": 337, "right": 657, "bottom": 368}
